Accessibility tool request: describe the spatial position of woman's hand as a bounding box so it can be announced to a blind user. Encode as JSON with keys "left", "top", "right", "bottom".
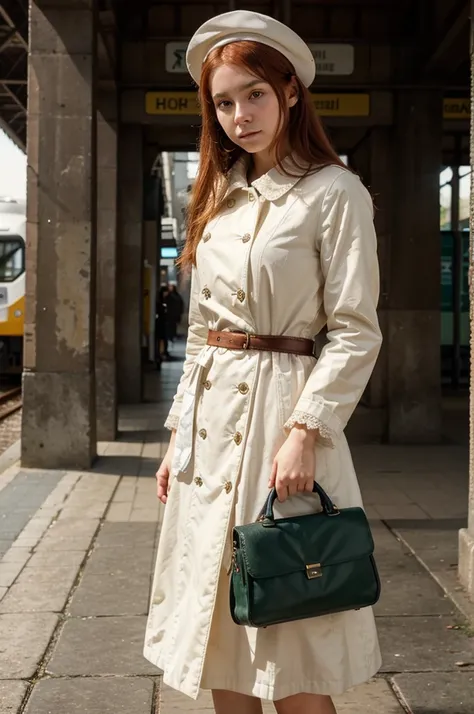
{"left": 269, "top": 425, "right": 317, "bottom": 502}
{"left": 156, "top": 432, "right": 176, "bottom": 505}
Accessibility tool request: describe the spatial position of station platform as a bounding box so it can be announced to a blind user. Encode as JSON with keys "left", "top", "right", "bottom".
{"left": 0, "top": 344, "right": 473, "bottom": 714}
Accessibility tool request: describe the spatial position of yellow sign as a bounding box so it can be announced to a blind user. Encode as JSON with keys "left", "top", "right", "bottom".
{"left": 145, "top": 91, "right": 200, "bottom": 115}
{"left": 311, "top": 93, "right": 370, "bottom": 116}
{"left": 443, "top": 97, "right": 469, "bottom": 119}
{"left": 145, "top": 91, "right": 370, "bottom": 117}
{"left": 146, "top": 92, "right": 469, "bottom": 120}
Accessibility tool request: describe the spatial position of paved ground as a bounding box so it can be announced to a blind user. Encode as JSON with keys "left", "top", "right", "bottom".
{"left": 0, "top": 343, "right": 473, "bottom": 713}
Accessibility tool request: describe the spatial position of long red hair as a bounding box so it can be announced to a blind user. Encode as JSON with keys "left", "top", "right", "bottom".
{"left": 179, "top": 40, "right": 346, "bottom": 267}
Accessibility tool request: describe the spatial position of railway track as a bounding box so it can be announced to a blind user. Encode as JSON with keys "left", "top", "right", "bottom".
{"left": 0, "top": 386, "right": 22, "bottom": 421}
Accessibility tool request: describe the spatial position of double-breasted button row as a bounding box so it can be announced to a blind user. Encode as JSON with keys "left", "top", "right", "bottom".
{"left": 225, "top": 194, "right": 256, "bottom": 207}
{"left": 203, "top": 285, "right": 246, "bottom": 302}
{"left": 238, "top": 382, "right": 249, "bottom": 394}
{"left": 194, "top": 476, "right": 232, "bottom": 494}
{"left": 199, "top": 428, "right": 241, "bottom": 445}
{"left": 242, "top": 233, "right": 251, "bottom": 243}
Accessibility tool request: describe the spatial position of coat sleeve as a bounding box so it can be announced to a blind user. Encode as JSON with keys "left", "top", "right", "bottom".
{"left": 283, "top": 171, "right": 382, "bottom": 447}
{"left": 164, "top": 267, "right": 208, "bottom": 430}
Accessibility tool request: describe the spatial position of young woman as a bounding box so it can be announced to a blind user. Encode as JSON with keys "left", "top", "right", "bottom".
{"left": 144, "top": 10, "right": 383, "bottom": 714}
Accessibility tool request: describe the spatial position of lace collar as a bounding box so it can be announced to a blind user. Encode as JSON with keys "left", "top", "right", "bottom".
{"left": 226, "top": 154, "right": 310, "bottom": 201}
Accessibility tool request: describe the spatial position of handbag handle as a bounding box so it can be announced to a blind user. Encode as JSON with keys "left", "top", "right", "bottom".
{"left": 257, "top": 481, "right": 339, "bottom": 524}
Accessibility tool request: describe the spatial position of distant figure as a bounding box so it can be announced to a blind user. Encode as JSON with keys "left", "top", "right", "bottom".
{"left": 155, "top": 285, "right": 170, "bottom": 367}
{"left": 166, "top": 283, "right": 184, "bottom": 341}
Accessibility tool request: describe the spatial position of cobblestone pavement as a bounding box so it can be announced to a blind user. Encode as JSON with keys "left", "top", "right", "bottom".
{"left": 0, "top": 352, "right": 473, "bottom": 713}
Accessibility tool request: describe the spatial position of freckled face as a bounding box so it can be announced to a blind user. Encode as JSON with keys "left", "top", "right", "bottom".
{"left": 210, "top": 64, "right": 282, "bottom": 154}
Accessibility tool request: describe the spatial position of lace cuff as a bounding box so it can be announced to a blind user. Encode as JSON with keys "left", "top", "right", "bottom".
{"left": 164, "top": 414, "right": 179, "bottom": 431}
{"left": 283, "top": 411, "right": 335, "bottom": 448}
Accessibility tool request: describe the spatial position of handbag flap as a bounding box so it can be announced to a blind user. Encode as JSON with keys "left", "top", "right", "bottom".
{"left": 234, "top": 507, "right": 374, "bottom": 580}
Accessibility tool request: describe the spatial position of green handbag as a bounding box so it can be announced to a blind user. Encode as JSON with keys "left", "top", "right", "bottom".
{"left": 230, "top": 481, "right": 381, "bottom": 628}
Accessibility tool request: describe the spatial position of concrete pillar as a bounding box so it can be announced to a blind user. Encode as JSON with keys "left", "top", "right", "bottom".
{"left": 387, "top": 91, "right": 442, "bottom": 443}
{"left": 22, "top": 1, "right": 97, "bottom": 468}
{"left": 144, "top": 220, "right": 157, "bottom": 363}
{"left": 96, "top": 94, "right": 118, "bottom": 441}
{"left": 117, "top": 126, "right": 144, "bottom": 403}
{"left": 143, "top": 146, "right": 159, "bottom": 364}
{"left": 350, "top": 135, "right": 387, "bottom": 411}
{"left": 368, "top": 127, "right": 392, "bottom": 411}
{"left": 458, "top": 9, "right": 474, "bottom": 601}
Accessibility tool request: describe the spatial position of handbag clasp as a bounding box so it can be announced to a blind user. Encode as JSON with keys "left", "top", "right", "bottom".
{"left": 306, "top": 563, "right": 322, "bottom": 579}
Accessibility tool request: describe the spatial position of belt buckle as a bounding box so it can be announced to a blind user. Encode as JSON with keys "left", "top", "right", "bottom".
{"left": 230, "top": 329, "right": 251, "bottom": 350}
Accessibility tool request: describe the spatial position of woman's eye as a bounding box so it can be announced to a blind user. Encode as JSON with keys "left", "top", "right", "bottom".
{"left": 251, "top": 91, "right": 263, "bottom": 99}
{"left": 217, "top": 100, "right": 232, "bottom": 109}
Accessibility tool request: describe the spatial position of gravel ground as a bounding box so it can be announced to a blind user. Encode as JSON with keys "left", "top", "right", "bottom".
{"left": 0, "top": 409, "right": 21, "bottom": 455}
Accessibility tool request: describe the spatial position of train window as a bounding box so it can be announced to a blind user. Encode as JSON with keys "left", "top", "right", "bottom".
{"left": 458, "top": 166, "right": 471, "bottom": 231}
{"left": 0, "top": 236, "right": 24, "bottom": 281}
{"left": 440, "top": 165, "right": 470, "bottom": 386}
{"left": 440, "top": 167, "right": 453, "bottom": 230}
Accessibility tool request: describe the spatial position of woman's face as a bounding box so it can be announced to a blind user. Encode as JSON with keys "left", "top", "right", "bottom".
{"left": 210, "top": 63, "right": 296, "bottom": 155}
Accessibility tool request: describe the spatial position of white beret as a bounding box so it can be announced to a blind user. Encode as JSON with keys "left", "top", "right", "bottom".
{"left": 186, "top": 10, "right": 316, "bottom": 88}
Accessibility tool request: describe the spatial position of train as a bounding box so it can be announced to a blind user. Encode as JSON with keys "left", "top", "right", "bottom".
{"left": 0, "top": 196, "right": 25, "bottom": 374}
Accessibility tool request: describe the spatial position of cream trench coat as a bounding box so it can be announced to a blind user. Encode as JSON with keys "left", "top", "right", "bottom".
{"left": 144, "top": 160, "right": 383, "bottom": 701}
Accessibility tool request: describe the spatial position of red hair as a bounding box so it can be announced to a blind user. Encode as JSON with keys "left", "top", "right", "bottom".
{"left": 179, "top": 40, "right": 346, "bottom": 267}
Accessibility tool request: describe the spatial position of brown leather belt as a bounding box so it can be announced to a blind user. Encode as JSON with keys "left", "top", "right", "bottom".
{"left": 207, "top": 330, "right": 315, "bottom": 356}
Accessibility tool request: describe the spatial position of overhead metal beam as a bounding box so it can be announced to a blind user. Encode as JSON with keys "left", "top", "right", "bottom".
{"left": 0, "top": 115, "right": 24, "bottom": 151}
{"left": 281, "top": 0, "right": 291, "bottom": 25}
{"left": 0, "top": 27, "right": 17, "bottom": 53}
{"left": 98, "top": 9, "right": 118, "bottom": 82}
{"left": 0, "top": 5, "right": 28, "bottom": 50}
{"left": 0, "top": 82, "right": 25, "bottom": 112}
{"left": 0, "top": 1, "right": 28, "bottom": 146}
{"left": 424, "top": 0, "right": 470, "bottom": 72}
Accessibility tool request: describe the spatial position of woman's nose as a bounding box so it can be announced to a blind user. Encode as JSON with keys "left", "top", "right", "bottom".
{"left": 234, "top": 102, "right": 251, "bottom": 125}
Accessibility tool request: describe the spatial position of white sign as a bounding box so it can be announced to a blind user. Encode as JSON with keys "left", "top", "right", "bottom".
{"left": 308, "top": 44, "right": 354, "bottom": 75}
{"left": 165, "top": 41, "right": 354, "bottom": 76}
{"left": 166, "top": 42, "right": 188, "bottom": 73}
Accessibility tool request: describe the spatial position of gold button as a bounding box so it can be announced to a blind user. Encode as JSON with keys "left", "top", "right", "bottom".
{"left": 238, "top": 383, "right": 249, "bottom": 394}
{"left": 249, "top": 194, "right": 255, "bottom": 202}
{"left": 203, "top": 232, "right": 211, "bottom": 242}
{"left": 233, "top": 432, "right": 242, "bottom": 445}
{"left": 224, "top": 481, "right": 233, "bottom": 494}
{"left": 203, "top": 380, "right": 211, "bottom": 390}
{"left": 227, "top": 198, "right": 236, "bottom": 208}
{"left": 236, "top": 289, "right": 246, "bottom": 302}
{"left": 194, "top": 476, "right": 203, "bottom": 487}
{"left": 242, "top": 233, "right": 251, "bottom": 243}
{"left": 199, "top": 428, "right": 207, "bottom": 440}
{"left": 202, "top": 287, "right": 211, "bottom": 299}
